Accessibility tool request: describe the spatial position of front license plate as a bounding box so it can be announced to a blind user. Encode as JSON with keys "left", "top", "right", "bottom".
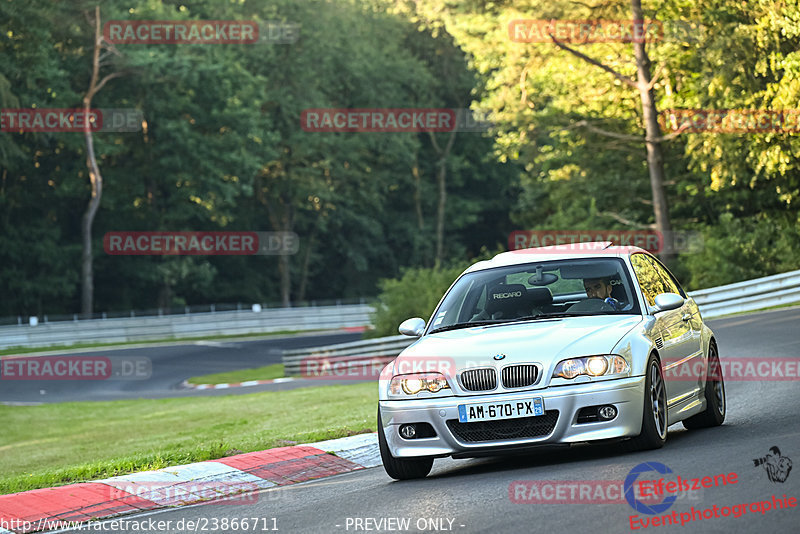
{"left": 457, "top": 397, "right": 544, "bottom": 423}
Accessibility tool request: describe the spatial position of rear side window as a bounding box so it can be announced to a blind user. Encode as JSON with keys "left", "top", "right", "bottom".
{"left": 630, "top": 253, "right": 671, "bottom": 307}
{"left": 646, "top": 255, "right": 686, "bottom": 297}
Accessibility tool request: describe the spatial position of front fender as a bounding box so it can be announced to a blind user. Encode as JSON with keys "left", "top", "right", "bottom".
{"left": 611, "top": 315, "right": 659, "bottom": 377}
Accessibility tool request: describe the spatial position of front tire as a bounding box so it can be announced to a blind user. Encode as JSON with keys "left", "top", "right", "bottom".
{"left": 683, "top": 342, "right": 726, "bottom": 429}
{"left": 377, "top": 408, "right": 433, "bottom": 480}
{"left": 625, "top": 353, "right": 668, "bottom": 451}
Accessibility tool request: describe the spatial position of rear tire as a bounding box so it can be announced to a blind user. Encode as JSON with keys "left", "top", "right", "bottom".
{"left": 624, "top": 353, "right": 668, "bottom": 451}
{"left": 377, "top": 408, "right": 434, "bottom": 480}
{"left": 683, "top": 343, "right": 726, "bottom": 429}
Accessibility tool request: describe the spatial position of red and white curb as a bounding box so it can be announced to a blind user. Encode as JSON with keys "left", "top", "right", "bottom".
{"left": 182, "top": 377, "right": 296, "bottom": 390}
{"left": 0, "top": 434, "right": 379, "bottom": 533}
{"left": 311, "top": 433, "right": 381, "bottom": 468}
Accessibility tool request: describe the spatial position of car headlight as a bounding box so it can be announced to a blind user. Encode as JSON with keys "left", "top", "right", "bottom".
{"left": 389, "top": 373, "right": 451, "bottom": 396}
{"left": 553, "top": 355, "right": 629, "bottom": 380}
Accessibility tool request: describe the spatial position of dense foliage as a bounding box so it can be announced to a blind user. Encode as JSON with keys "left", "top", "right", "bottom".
{"left": 2, "top": 0, "right": 798, "bottom": 318}
{"left": 369, "top": 264, "right": 469, "bottom": 338}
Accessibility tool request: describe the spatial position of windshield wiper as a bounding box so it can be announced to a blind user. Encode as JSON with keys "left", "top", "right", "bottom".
{"left": 429, "top": 320, "right": 508, "bottom": 334}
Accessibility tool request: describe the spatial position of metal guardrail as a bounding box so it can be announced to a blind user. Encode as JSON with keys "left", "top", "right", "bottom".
{"left": 688, "top": 268, "right": 800, "bottom": 319}
{"left": 3, "top": 269, "right": 798, "bottom": 353}
{"left": 0, "top": 304, "right": 373, "bottom": 350}
{"left": 283, "top": 269, "right": 800, "bottom": 376}
{"left": 0, "top": 298, "right": 369, "bottom": 327}
{"left": 282, "top": 336, "right": 414, "bottom": 377}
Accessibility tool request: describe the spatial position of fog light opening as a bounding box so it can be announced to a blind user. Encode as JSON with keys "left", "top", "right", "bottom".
{"left": 598, "top": 405, "right": 617, "bottom": 420}
{"left": 399, "top": 424, "right": 417, "bottom": 439}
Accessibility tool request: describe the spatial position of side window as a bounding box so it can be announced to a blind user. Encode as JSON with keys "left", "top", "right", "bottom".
{"left": 647, "top": 256, "right": 686, "bottom": 297}
{"left": 630, "top": 254, "right": 670, "bottom": 307}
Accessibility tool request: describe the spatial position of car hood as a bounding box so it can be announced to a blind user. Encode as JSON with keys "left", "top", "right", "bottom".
{"left": 394, "top": 315, "right": 643, "bottom": 375}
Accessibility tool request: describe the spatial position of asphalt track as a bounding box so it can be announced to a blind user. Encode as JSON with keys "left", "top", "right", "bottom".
{"left": 0, "top": 332, "right": 361, "bottom": 403}
{"left": 52, "top": 307, "right": 800, "bottom": 534}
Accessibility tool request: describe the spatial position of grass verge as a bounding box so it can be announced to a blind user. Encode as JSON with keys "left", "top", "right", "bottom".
{"left": 187, "top": 363, "right": 286, "bottom": 385}
{"left": 0, "top": 382, "right": 376, "bottom": 495}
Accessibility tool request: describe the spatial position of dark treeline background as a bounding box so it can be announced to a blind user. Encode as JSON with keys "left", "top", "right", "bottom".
{"left": 1, "top": 0, "right": 799, "bottom": 318}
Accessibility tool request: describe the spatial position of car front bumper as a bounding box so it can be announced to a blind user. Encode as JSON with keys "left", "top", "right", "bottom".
{"left": 379, "top": 375, "right": 645, "bottom": 458}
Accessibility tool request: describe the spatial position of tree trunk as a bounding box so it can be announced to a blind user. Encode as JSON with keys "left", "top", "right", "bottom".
{"left": 547, "top": 4, "right": 675, "bottom": 263}
{"left": 80, "top": 6, "right": 106, "bottom": 317}
{"left": 412, "top": 154, "right": 424, "bottom": 231}
{"left": 429, "top": 130, "right": 457, "bottom": 266}
{"left": 297, "top": 231, "right": 316, "bottom": 302}
{"left": 259, "top": 183, "right": 294, "bottom": 307}
{"left": 278, "top": 253, "right": 291, "bottom": 306}
{"left": 435, "top": 160, "right": 447, "bottom": 265}
{"left": 631, "top": 0, "right": 673, "bottom": 263}
{"left": 80, "top": 129, "right": 102, "bottom": 316}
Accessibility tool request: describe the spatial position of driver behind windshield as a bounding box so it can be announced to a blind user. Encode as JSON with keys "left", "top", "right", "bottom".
{"left": 583, "top": 277, "right": 621, "bottom": 310}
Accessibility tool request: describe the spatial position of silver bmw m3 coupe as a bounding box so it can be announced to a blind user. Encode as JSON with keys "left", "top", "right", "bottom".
{"left": 378, "top": 242, "right": 726, "bottom": 479}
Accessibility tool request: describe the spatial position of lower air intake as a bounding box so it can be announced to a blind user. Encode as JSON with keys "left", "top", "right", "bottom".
{"left": 446, "top": 411, "right": 559, "bottom": 442}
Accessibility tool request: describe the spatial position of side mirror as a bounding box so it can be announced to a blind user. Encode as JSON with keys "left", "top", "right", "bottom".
{"left": 398, "top": 317, "right": 426, "bottom": 337}
{"left": 653, "top": 293, "right": 684, "bottom": 313}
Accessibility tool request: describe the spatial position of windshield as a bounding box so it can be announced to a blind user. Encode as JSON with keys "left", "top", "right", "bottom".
{"left": 428, "top": 258, "right": 640, "bottom": 334}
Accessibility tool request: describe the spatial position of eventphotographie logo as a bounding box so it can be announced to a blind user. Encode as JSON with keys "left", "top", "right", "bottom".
{"left": 753, "top": 446, "right": 793, "bottom": 483}
{"left": 625, "top": 462, "right": 679, "bottom": 515}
